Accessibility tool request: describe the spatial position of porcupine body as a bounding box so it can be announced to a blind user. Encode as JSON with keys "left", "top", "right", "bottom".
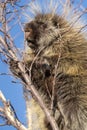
{"left": 24, "top": 0, "right": 87, "bottom": 129}
{"left": 10, "top": 0, "right": 87, "bottom": 130}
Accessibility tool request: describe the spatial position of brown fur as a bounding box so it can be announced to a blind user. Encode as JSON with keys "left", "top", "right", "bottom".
{"left": 24, "top": 13, "right": 87, "bottom": 130}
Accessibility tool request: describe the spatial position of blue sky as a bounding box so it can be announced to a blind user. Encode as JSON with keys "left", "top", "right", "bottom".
{"left": 0, "top": 0, "right": 87, "bottom": 130}
{"left": 0, "top": 54, "right": 26, "bottom": 130}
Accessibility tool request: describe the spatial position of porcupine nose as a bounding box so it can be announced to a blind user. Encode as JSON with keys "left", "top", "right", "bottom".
{"left": 25, "top": 28, "right": 33, "bottom": 41}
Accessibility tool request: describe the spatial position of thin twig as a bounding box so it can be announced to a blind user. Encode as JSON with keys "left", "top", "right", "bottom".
{"left": 0, "top": 91, "right": 27, "bottom": 130}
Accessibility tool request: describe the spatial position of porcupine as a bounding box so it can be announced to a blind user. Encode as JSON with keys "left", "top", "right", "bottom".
{"left": 10, "top": 0, "right": 87, "bottom": 130}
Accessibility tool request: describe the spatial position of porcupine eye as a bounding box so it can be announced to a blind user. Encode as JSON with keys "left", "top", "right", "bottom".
{"left": 40, "top": 23, "right": 47, "bottom": 30}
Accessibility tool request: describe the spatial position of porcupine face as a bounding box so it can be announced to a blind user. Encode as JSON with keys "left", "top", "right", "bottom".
{"left": 24, "top": 14, "right": 59, "bottom": 51}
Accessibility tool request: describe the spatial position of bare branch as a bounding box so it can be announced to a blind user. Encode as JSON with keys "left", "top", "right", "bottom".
{"left": 17, "top": 60, "right": 59, "bottom": 130}
{"left": 0, "top": 33, "right": 58, "bottom": 130}
{"left": 0, "top": 91, "right": 28, "bottom": 130}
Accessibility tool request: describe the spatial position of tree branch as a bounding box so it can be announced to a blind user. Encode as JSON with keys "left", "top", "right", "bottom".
{"left": 0, "top": 90, "right": 28, "bottom": 130}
